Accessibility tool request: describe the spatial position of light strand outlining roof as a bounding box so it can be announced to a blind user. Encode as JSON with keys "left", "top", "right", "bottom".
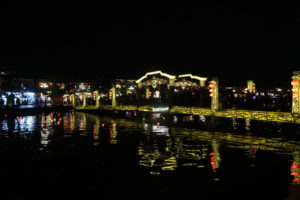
{"left": 136, "top": 71, "right": 176, "bottom": 83}
{"left": 177, "top": 74, "right": 207, "bottom": 81}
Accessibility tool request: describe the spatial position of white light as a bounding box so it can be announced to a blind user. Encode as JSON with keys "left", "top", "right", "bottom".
{"left": 128, "top": 86, "right": 135, "bottom": 90}
{"left": 154, "top": 91, "right": 160, "bottom": 98}
{"left": 40, "top": 83, "right": 49, "bottom": 88}
{"left": 177, "top": 74, "right": 207, "bottom": 81}
{"left": 136, "top": 70, "right": 176, "bottom": 83}
{"left": 153, "top": 107, "right": 169, "bottom": 112}
{"left": 152, "top": 125, "right": 169, "bottom": 136}
{"left": 79, "top": 83, "right": 86, "bottom": 90}
{"left": 24, "top": 92, "right": 35, "bottom": 97}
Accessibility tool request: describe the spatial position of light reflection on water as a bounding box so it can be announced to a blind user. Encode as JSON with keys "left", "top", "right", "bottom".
{"left": 1, "top": 111, "right": 300, "bottom": 198}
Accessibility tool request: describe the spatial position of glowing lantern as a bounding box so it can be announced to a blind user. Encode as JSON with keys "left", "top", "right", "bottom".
{"left": 292, "top": 80, "right": 299, "bottom": 99}
{"left": 292, "top": 77, "right": 300, "bottom": 114}
{"left": 208, "top": 83, "right": 215, "bottom": 97}
{"left": 109, "top": 91, "right": 112, "bottom": 100}
{"left": 292, "top": 80, "right": 299, "bottom": 86}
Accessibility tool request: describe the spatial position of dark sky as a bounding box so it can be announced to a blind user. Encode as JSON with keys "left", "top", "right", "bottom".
{"left": 1, "top": 4, "right": 300, "bottom": 88}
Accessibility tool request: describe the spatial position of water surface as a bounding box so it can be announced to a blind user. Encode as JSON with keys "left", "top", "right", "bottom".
{"left": 0, "top": 111, "right": 299, "bottom": 199}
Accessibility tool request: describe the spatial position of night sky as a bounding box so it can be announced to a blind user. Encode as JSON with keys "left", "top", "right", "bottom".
{"left": 1, "top": 4, "right": 300, "bottom": 88}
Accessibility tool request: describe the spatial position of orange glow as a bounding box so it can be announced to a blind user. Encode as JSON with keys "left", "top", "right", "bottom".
{"left": 292, "top": 80, "right": 299, "bottom": 86}
{"left": 291, "top": 171, "right": 299, "bottom": 176}
{"left": 208, "top": 82, "right": 215, "bottom": 98}
{"left": 210, "top": 152, "right": 216, "bottom": 170}
{"left": 93, "top": 124, "right": 97, "bottom": 135}
{"left": 292, "top": 163, "right": 299, "bottom": 169}
{"left": 292, "top": 177, "right": 300, "bottom": 184}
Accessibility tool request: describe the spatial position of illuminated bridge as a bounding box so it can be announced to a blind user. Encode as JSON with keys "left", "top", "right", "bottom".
{"left": 73, "top": 70, "right": 300, "bottom": 124}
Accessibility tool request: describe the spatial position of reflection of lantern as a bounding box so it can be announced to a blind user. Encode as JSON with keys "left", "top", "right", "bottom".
{"left": 291, "top": 162, "right": 300, "bottom": 185}
{"left": 79, "top": 94, "right": 83, "bottom": 101}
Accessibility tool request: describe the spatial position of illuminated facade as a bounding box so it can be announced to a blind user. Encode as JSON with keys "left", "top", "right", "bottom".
{"left": 136, "top": 70, "right": 176, "bottom": 88}
{"left": 176, "top": 74, "right": 207, "bottom": 88}
{"left": 137, "top": 71, "right": 207, "bottom": 90}
{"left": 247, "top": 80, "right": 256, "bottom": 93}
{"left": 136, "top": 71, "right": 176, "bottom": 103}
{"left": 291, "top": 71, "right": 300, "bottom": 114}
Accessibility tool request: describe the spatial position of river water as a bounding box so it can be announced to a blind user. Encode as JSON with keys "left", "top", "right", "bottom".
{"left": 0, "top": 110, "right": 300, "bottom": 199}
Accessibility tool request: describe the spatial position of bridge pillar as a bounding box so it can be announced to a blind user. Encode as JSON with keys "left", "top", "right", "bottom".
{"left": 94, "top": 90, "right": 100, "bottom": 108}
{"left": 111, "top": 87, "right": 116, "bottom": 108}
{"left": 82, "top": 92, "right": 86, "bottom": 108}
{"left": 70, "top": 94, "right": 75, "bottom": 108}
{"left": 292, "top": 71, "right": 300, "bottom": 114}
{"left": 146, "top": 87, "right": 150, "bottom": 99}
{"left": 210, "top": 77, "right": 219, "bottom": 111}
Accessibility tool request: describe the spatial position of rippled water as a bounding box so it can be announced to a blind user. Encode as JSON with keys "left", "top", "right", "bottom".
{"left": 0, "top": 110, "right": 300, "bottom": 199}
